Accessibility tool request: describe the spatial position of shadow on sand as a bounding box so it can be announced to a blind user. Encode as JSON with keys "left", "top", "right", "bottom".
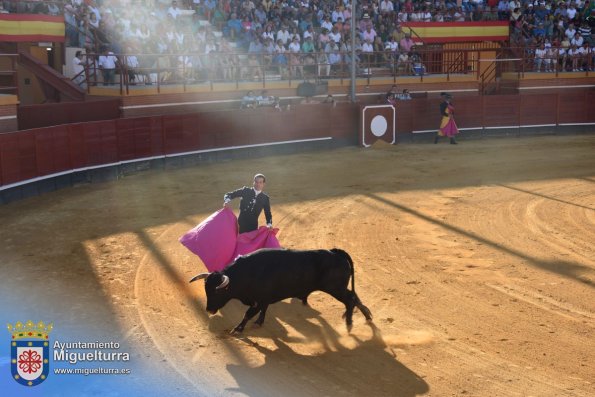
{"left": 208, "top": 300, "right": 429, "bottom": 397}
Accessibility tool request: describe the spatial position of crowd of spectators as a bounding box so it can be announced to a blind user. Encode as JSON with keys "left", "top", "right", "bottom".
{"left": 507, "top": 1, "right": 595, "bottom": 71}
{"left": 3, "top": 0, "right": 594, "bottom": 80}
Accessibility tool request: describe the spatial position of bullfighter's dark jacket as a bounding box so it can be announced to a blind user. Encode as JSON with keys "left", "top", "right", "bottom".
{"left": 224, "top": 186, "right": 272, "bottom": 234}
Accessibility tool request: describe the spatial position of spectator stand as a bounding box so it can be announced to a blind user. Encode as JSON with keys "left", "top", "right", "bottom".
{"left": 1, "top": 0, "right": 593, "bottom": 105}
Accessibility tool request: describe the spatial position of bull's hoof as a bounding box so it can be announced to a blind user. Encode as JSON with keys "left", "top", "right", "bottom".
{"left": 346, "top": 322, "right": 353, "bottom": 333}
{"left": 230, "top": 326, "right": 244, "bottom": 334}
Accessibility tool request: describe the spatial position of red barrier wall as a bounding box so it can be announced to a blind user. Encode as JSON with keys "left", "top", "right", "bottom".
{"left": 17, "top": 99, "right": 121, "bottom": 130}
{"left": 394, "top": 91, "right": 595, "bottom": 132}
{"left": 1, "top": 93, "right": 594, "bottom": 189}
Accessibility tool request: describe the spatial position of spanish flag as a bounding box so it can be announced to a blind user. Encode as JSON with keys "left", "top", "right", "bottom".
{"left": 401, "top": 22, "right": 509, "bottom": 43}
{"left": 0, "top": 14, "right": 64, "bottom": 42}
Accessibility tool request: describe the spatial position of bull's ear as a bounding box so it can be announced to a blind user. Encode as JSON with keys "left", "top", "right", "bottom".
{"left": 189, "top": 273, "right": 210, "bottom": 283}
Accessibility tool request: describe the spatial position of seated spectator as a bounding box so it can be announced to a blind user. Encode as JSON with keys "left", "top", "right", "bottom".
{"left": 277, "top": 25, "right": 291, "bottom": 46}
{"left": 386, "top": 93, "right": 398, "bottom": 106}
{"left": 397, "top": 89, "right": 412, "bottom": 100}
{"left": 212, "top": 4, "right": 227, "bottom": 30}
{"left": 533, "top": 22, "right": 546, "bottom": 39}
{"left": 256, "top": 90, "right": 280, "bottom": 109}
{"left": 571, "top": 32, "right": 584, "bottom": 48}
{"left": 400, "top": 32, "right": 415, "bottom": 54}
{"left": 323, "top": 94, "right": 337, "bottom": 107}
{"left": 410, "top": 50, "right": 426, "bottom": 75}
{"left": 225, "top": 13, "right": 242, "bottom": 40}
{"left": 167, "top": 1, "right": 182, "bottom": 20}
{"left": 319, "top": 28, "right": 331, "bottom": 49}
{"left": 241, "top": 90, "right": 257, "bottom": 108}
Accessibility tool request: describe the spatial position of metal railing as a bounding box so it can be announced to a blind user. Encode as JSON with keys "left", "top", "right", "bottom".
{"left": 7, "top": 47, "right": 590, "bottom": 96}
{"left": 80, "top": 47, "right": 489, "bottom": 94}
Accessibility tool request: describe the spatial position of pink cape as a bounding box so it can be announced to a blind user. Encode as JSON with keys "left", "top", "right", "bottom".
{"left": 179, "top": 207, "right": 281, "bottom": 272}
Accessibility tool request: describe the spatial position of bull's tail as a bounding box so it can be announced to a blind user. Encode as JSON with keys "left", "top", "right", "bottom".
{"left": 331, "top": 248, "right": 355, "bottom": 293}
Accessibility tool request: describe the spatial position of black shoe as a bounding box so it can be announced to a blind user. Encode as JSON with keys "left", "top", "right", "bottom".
{"left": 450, "top": 138, "right": 457, "bottom": 145}
{"left": 434, "top": 136, "right": 439, "bottom": 144}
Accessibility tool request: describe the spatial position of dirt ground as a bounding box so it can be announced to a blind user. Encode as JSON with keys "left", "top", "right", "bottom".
{"left": 1, "top": 134, "right": 594, "bottom": 397}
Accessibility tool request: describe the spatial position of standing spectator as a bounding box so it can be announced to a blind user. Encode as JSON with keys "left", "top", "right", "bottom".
{"left": 544, "top": 41, "right": 555, "bottom": 72}
{"left": 98, "top": 46, "right": 118, "bottom": 86}
{"left": 361, "top": 38, "right": 374, "bottom": 69}
{"left": 581, "top": 43, "right": 593, "bottom": 71}
{"left": 72, "top": 50, "right": 86, "bottom": 88}
{"left": 534, "top": 42, "right": 547, "bottom": 71}
{"left": 272, "top": 39, "right": 288, "bottom": 76}
{"left": 434, "top": 92, "right": 459, "bottom": 144}
{"left": 288, "top": 36, "right": 303, "bottom": 77}
{"left": 125, "top": 47, "right": 140, "bottom": 84}
{"left": 397, "top": 51, "right": 411, "bottom": 75}
{"left": 568, "top": 44, "right": 582, "bottom": 71}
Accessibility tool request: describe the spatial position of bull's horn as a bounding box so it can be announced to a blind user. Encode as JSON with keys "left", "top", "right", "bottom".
{"left": 216, "top": 275, "right": 230, "bottom": 290}
{"left": 189, "top": 273, "right": 210, "bottom": 283}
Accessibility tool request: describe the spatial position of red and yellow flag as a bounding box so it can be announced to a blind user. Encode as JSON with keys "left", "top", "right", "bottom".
{"left": 401, "top": 22, "right": 509, "bottom": 43}
{"left": 0, "top": 14, "right": 65, "bottom": 42}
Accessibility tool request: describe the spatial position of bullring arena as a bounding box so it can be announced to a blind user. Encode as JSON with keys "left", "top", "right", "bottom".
{"left": 1, "top": 132, "right": 594, "bottom": 396}
{"left": 2, "top": 3, "right": 595, "bottom": 394}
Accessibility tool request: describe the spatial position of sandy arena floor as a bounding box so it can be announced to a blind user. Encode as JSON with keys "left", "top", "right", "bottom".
{"left": 1, "top": 134, "right": 594, "bottom": 396}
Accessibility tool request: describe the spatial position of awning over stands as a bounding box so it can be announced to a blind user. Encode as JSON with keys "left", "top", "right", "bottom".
{"left": 401, "top": 21, "right": 509, "bottom": 44}
{"left": 0, "top": 14, "right": 65, "bottom": 42}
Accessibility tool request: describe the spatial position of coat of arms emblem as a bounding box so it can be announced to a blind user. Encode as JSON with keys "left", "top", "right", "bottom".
{"left": 7, "top": 320, "right": 52, "bottom": 386}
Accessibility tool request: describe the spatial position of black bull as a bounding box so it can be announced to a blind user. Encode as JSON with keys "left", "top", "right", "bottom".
{"left": 190, "top": 248, "right": 373, "bottom": 333}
